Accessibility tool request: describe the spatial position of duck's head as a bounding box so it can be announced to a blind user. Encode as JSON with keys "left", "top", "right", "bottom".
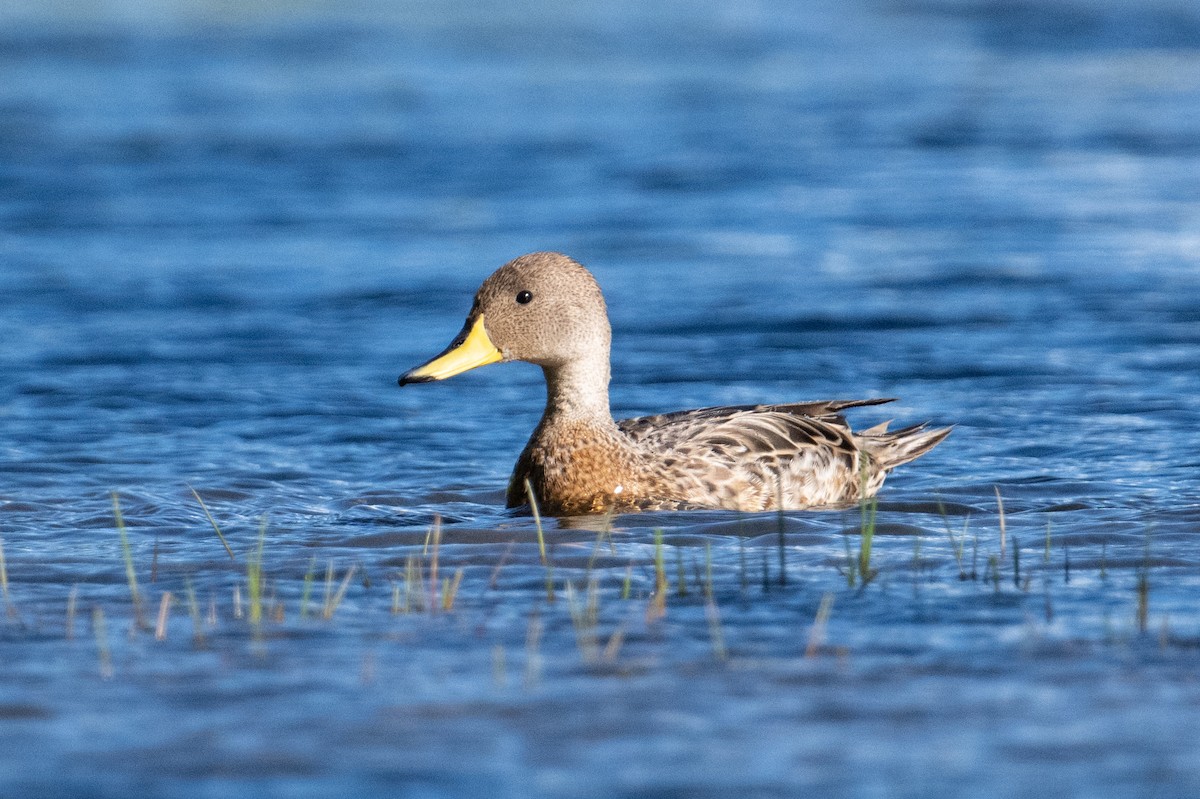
{"left": 399, "top": 252, "right": 611, "bottom": 385}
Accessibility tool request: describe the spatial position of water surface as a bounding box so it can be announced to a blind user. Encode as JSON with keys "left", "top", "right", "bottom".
{"left": 2, "top": 0, "right": 1200, "bottom": 796}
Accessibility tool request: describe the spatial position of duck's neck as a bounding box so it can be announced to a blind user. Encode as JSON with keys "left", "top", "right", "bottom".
{"left": 541, "top": 355, "right": 613, "bottom": 425}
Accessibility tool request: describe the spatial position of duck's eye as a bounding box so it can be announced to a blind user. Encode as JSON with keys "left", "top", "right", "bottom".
{"left": 516, "top": 290, "right": 533, "bottom": 305}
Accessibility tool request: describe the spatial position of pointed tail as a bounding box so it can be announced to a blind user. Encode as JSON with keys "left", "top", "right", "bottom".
{"left": 862, "top": 423, "right": 952, "bottom": 472}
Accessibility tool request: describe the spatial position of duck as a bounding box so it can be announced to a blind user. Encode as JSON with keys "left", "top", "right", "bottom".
{"left": 399, "top": 252, "right": 950, "bottom": 515}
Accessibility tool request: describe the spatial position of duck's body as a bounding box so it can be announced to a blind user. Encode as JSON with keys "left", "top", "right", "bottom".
{"left": 400, "top": 252, "right": 949, "bottom": 515}
{"left": 506, "top": 399, "right": 944, "bottom": 514}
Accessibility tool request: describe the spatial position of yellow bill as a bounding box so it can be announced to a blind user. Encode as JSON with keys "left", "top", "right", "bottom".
{"left": 399, "top": 314, "right": 502, "bottom": 385}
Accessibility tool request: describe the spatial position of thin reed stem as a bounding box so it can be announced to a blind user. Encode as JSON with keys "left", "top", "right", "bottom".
{"left": 112, "top": 493, "right": 144, "bottom": 625}
{"left": 322, "top": 564, "right": 357, "bottom": 620}
{"left": 525, "top": 480, "right": 555, "bottom": 602}
{"left": 805, "top": 593, "right": 835, "bottom": 658}
{"left": 189, "top": 486, "right": 236, "bottom": 561}
{"left": 155, "top": 592, "right": 173, "bottom": 641}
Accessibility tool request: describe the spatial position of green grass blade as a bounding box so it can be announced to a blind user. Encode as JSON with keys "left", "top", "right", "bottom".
{"left": 189, "top": 486, "right": 236, "bottom": 561}
{"left": 112, "top": 492, "right": 143, "bottom": 621}
{"left": 247, "top": 515, "right": 267, "bottom": 625}
{"left": 525, "top": 479, "right": 547, "bottom": 565}
{"left": 300, "top": 556, "right": 316, "bottom": 619}
{"left": 323, "top": 564, "right": 357, "bottom": 620}
{"left": 525, "top": 479, "right": 554, "bottom": 602}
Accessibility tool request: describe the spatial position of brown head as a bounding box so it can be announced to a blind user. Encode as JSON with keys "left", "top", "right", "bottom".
{"left": 399, "top": 252, "right": 612, "bottom": 386}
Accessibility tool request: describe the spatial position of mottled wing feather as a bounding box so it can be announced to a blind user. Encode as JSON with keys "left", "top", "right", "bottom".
{"left": 616, "top": 398, "right": 893, "bottom": 445}
{"left": 615, "top": 399, "right": 893, "bottom": 510}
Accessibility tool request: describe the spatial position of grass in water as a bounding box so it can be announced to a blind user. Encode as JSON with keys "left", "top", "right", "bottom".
{"left": 565, "top": 580, "right": 600, "bottom": 663}
{"left": 155, "top": 592, "right": 173, "bottom": 641}
{"left": 838, "top": 495, "right": 878, "bottom": 588}
{"left": 112, "top": 492, "right": 144, "bottom": 626}
{"left": 970, "top": 524, "right": 979, "bottom": 581}
{"left": 300, "top": 556, "right": 317, "bottom": 619}
{"left": 189, "top": 486, "right": 236, "bottom": 561}
{"left": 525, "top": 480, "right": 545, "bottom": 562}
{"left": 805, "top": 593, "right": 835, "bottom": 658}
{"left": 185, "top": 578, "right": 205, "bottom": 646}
{"left": 858, "top": 496, "right": 878, "bottom": 586}
{"left": 22, "top": 484, "right": 1186, "bottom": 701}
{"left": 393, "top": 558, "right": 411, "bottom": 614}
{"left": 247, "top": 515, "right": 267, "bottom": 626}
{"left": 427, "top": 516, "right": 442, "bottom": 614}
{"left": 322, "top": 562, "right": 357, "bottom": 620}
{"left": 852, "top": 456, "right": 878, "bottom": 587}
{"left": 442, "top": 569, "right": 464, "bottom": 612}
{"left": 405, "top": 554, "right": 426, "bottom": 613}
{"left": 840, "top": 530, "right": 857, "bottom": 588}
{"left": 647, "top": 528, "right": 668, "bottom": 621}
{"left": 937, "top": 500, "right": 968, "bottom": 581}
{"left": 489, "top": 541, "right": 516, "bottom": 591}
{"left": 586, "top": 508, "right": 617, "bottom": 575}
{"left": 564, "top": 578, "right": 623, "bottom": 664}
{"left": 601, "top": 625, "right": 626, "bottom": 664}
{"left": 986, "top": 555, "right": 1001, "bottom": 592}
{"left": 321, "top": 562, "right": 333, "bottom": 617}
{"left": 525, "top": 480, "right": 555, "bottom": 603}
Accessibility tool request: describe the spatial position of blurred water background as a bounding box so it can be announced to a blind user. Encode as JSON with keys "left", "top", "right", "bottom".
{"left": 2, "top": 0, "right": 1200, "bottom": 796}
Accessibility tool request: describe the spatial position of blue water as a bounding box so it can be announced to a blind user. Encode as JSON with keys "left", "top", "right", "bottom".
{"left": 3, "top": 0, "right": 1200, "bottom": 796}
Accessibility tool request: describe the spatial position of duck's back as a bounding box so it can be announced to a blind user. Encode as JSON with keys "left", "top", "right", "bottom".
{"left": 616, "top": 399, "right": 946, "bottom": 511}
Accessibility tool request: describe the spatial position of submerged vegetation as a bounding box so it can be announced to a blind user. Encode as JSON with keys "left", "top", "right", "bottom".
{"left": 0, "top": 487, "right": 1189, "bottom": 686}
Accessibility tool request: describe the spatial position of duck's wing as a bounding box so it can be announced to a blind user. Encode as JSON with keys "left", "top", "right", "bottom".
{"left": 616, "top": 398, "right": 894, "bottom": 448}
{"left": 616, "top": 399, "right": 908, "bottom": 510}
